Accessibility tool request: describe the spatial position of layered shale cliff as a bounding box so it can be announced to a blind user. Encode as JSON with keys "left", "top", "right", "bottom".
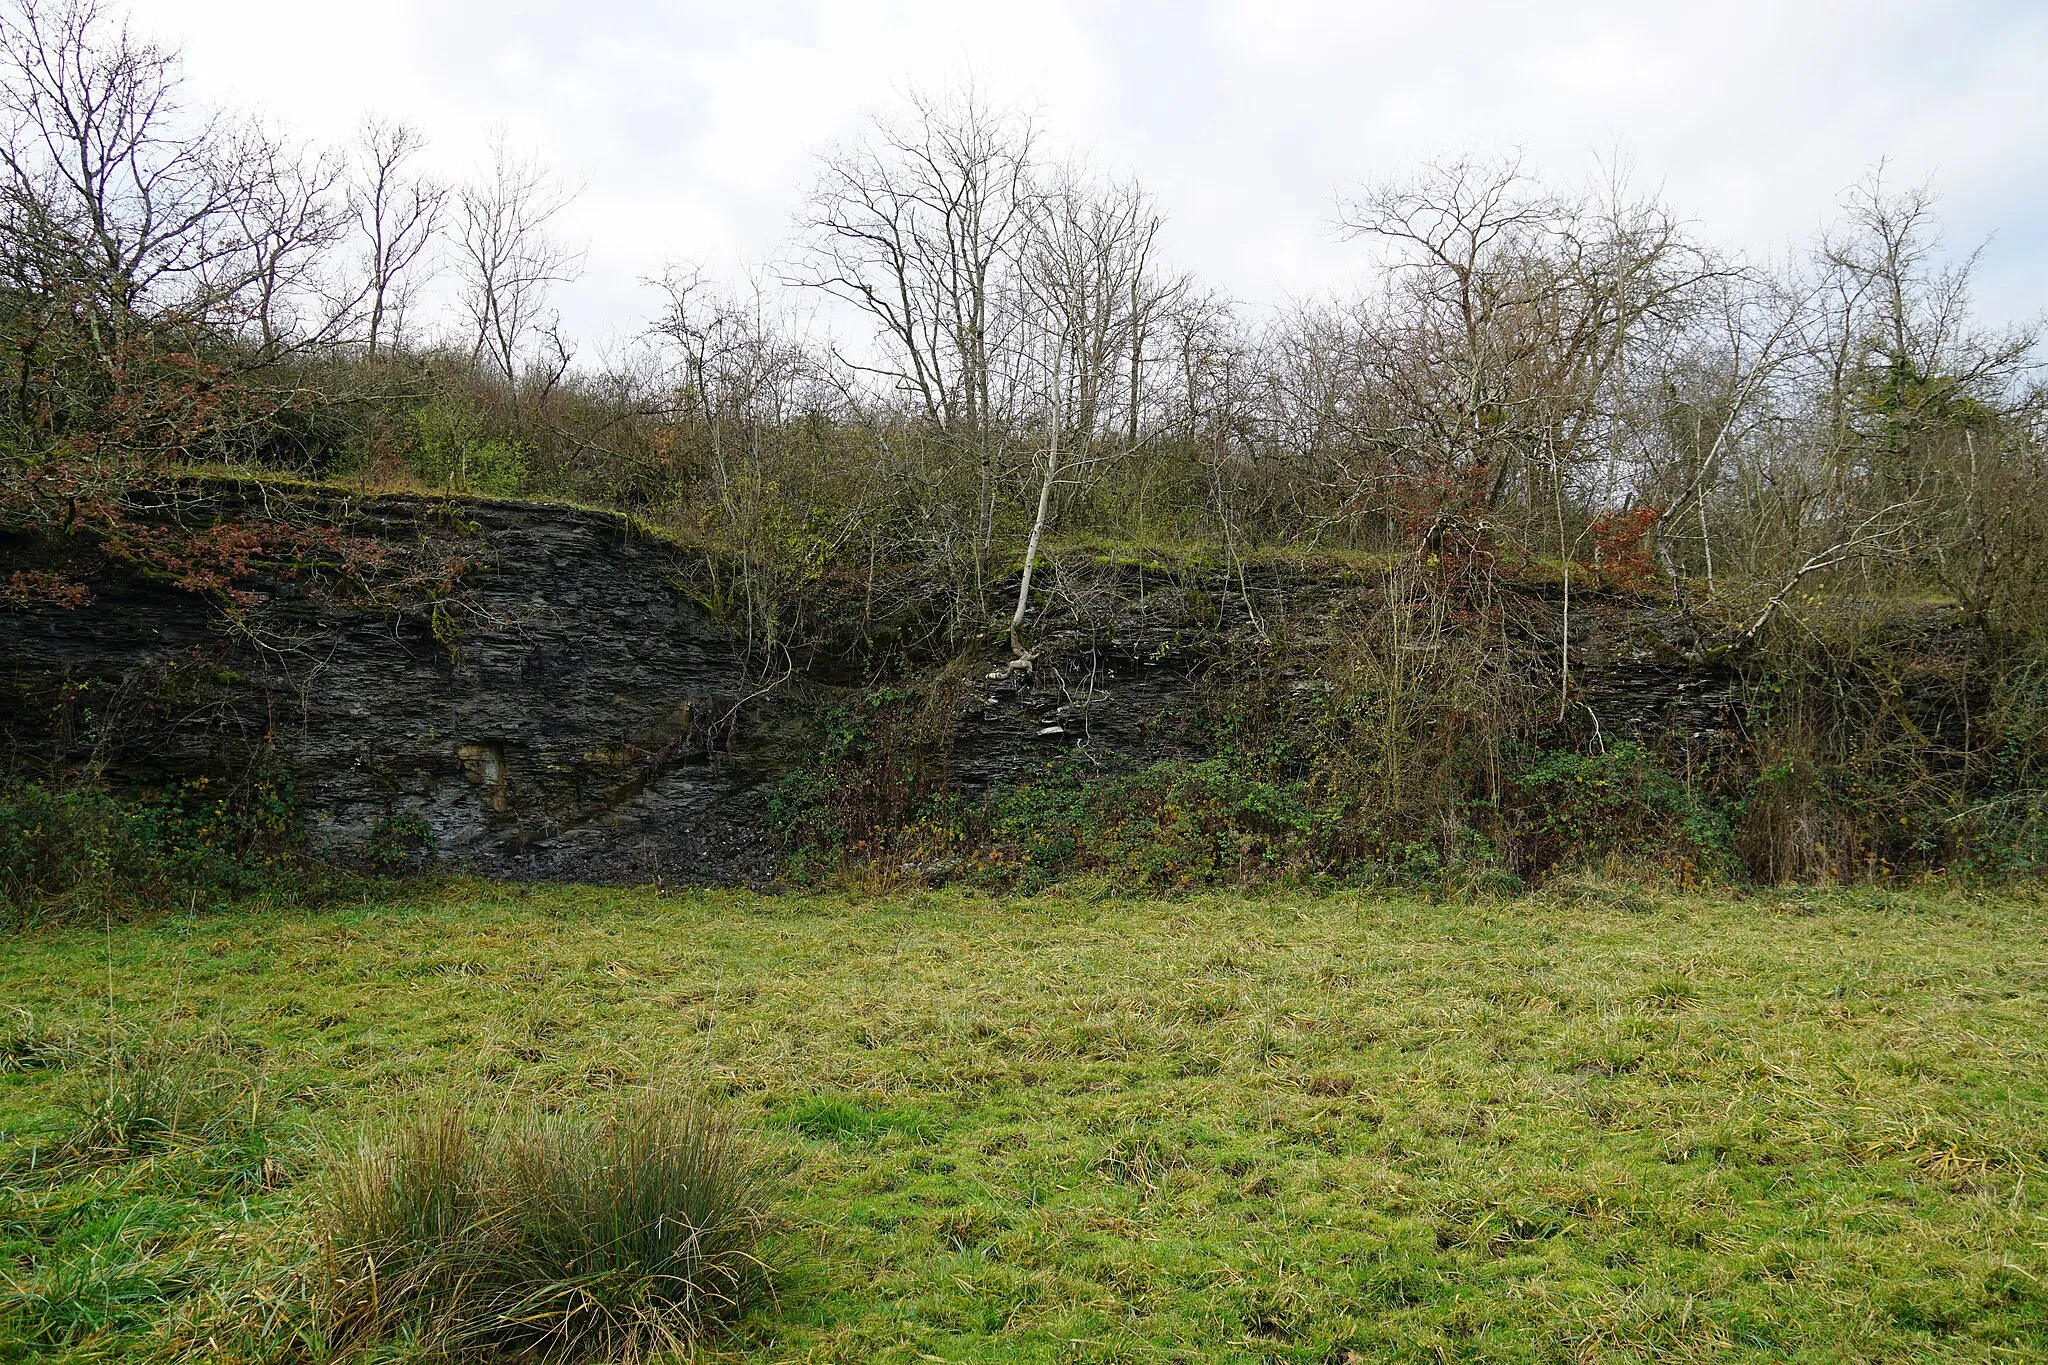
{"left": 1, "top": 485, "right": 773, "bottom": 880}
{"left": 1, "top": 483, "right": 1746, "bottom": 881}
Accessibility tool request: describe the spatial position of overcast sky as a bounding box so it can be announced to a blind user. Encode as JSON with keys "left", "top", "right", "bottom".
{"left": 146, "top": 0, "right": 2048, "bottom": 346}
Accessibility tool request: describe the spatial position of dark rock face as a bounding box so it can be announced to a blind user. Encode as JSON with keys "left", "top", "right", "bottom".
{"left": 302, "top": 499, "right": 779, "bottom": 883}
{"left": 949, "top": 638, "right": 1216, "bottom": 791}
{"left": 2, "top": 490, "right": 1752, "bottom": 883}
{"left": 1, "top": 487, "right": 773, "bottom": 882}
{"left": 940, "top": 562, "right": 1747, "bottom": 791}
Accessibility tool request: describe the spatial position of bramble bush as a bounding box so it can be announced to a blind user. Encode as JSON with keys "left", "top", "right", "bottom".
{"left": 0, "top": 773, "right": 315, "bottom": 927}
{"left": 1511, "top": 743, "right": 1736, "bottom": 880}
{"left": 984, "top": 759, "right": 1334, "bottom": 891}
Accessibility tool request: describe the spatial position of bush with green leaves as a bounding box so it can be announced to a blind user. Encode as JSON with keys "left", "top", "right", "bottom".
{"left": 316, "top": 1092, "right": 769, "bottom": 1361}
{"left": 1952, "top": 658, "right": 2048, "bottom": 877}
{"left": 407, "top": 397, "right": 529, "bottom": 496}
{"left": 0, "top": 775, "right": 309, "bottom": 927}
{"left": 976, "top": 758, "right": 1337, "bottom": 891}
{"left": 356, "top": 811, "right": 436, "bottom": 871}
{"left": 1511, "top": 742, "right": 1735, "bottom": 878}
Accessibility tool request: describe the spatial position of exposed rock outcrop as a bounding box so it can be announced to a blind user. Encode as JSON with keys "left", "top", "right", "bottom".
{"left": 2, "top": 484, "right": 772, "bottom": 881}
{"left": 2, "top": 485, "right": 1748, "bottom": 881}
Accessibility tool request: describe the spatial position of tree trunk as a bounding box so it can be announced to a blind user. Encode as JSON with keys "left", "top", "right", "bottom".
{"left": 1011, "top": 346, "right": 1063, "bottom": 658}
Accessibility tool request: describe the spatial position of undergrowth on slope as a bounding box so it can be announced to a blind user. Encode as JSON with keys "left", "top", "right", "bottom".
{"left": 0, "top": 776, "right": 360, "bottom": 930}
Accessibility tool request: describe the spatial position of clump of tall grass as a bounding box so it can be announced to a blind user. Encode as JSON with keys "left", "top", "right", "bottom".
{"left": 66, "top": 1045, "right": 222, "bottom": 1158}
{"left": 43, "top": 1036, "right": 268, "bottom": 1163}
{"left": 0, "top": 1030, "right": 276, "bottom": 1188}
{"left": 316, "top": 1092, "right": 769, "bottom": 1361}
{"left": 0, "top": 1007, "right": 85, "bottom": 1074}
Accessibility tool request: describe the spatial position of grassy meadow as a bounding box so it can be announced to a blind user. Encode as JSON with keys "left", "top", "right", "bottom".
{"left": 2, "top": 880, "right": 2046, "bottom": 1362}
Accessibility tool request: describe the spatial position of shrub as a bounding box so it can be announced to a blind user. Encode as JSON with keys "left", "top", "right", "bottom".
{"left": 1511, "top": 743, "right": 1734, "bottom": 879}
{"left": 1734, "top": 750, "right": 1870, "bottom": 884}
{"left": 984, "top": 758, "right": 1334, "bottom": 890}
{"left": 408, "top": 398, "right": 529, "bottom": 496}
{"left": 357, "top": 811, "right": 436, "bottom": 871}
{"left": 0, "top": 783, "right": 131, "bottom": 920}
{"left": 316, "top": 1092, "right": 769, "bottom": 1361}
{"left": 1951, "top": 659, "right": 2048, "bottom": 877}
{"left": 0, "top": 775, "right": 316, "bottom": 927}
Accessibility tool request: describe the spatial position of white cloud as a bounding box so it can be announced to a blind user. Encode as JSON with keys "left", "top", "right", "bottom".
{"left": 139, "top": 0, "right": 2048, "bottom": 340}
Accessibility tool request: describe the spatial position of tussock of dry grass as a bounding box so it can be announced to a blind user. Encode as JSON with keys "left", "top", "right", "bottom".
{"left": 315, "top": 1092, "right": 767, "bottom": 1361}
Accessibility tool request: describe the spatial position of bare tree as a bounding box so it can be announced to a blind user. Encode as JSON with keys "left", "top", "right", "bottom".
{"left": 796, "top": 83, "right": 1041, "bottom": 583}
{"left": 648, "top": 265, "right": 869, "bottom": 664}
{"left": 454, "top": 133, "right": 581, "bottom": 391}
{"left": 1009, "top": 168, "right": 1180, "bottom": 654}
{"left": 348, "top": 115, "right": 443, "bottom": 360}
{"left": 0, "top": 0, "right": 360, "bottom": 506}
{"left": 1009, "top": 318, "right": 1064, "bottom": 657}
{"left": 1807, "top": 171, "right": 2042, "bottom": 630}
{"left": 226, "top": 131, "right": 353, "bottom": 363}
{"left": 0, "top": 0, "right": 260, "bottom": 357}
{"left": 1333, "top": 154, "right": 1711, "bottom": 544}
{"left": 1639, "top": 267, "right": 1815, "bottom": 592}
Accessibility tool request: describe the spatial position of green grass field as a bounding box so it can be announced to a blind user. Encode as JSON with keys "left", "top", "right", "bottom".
{"left": 3, "top": 881, "right": 2046, "bottom": 1362}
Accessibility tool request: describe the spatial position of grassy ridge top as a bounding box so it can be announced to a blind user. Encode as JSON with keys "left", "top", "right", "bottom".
{"left": 4, "top": 883, "right": 2046, "bottom": 1361}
